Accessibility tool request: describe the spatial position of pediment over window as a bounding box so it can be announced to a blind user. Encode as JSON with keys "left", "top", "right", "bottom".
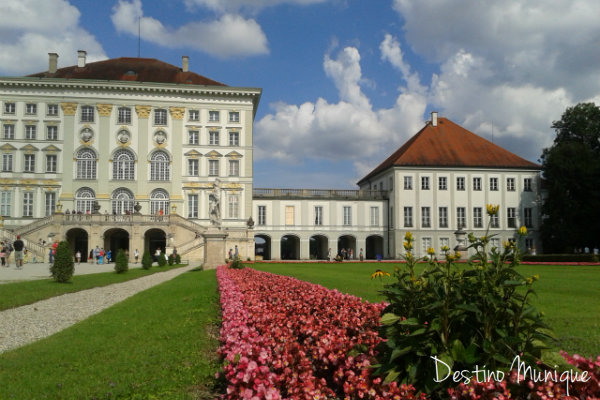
{"left": 206, "top": 150, "right": 222, "bottom": 159}
{"left": 184, "top": 149, "right": 202, "bottom": 157}
{"left": 225, "top": 151, "right": 243, "bottom": 159}
{"left": 42, "top": 145, "right": 62, "bottom": 152}
{"left": 0, "top": 143, "right": 17, "bottom": 151}
{"left": 20, "top": 144, "right": 39, "bottom": 152}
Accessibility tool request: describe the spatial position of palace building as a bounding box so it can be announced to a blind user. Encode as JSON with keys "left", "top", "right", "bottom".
{"left": 0, "top": 52, "right": 542, "bottom": 265}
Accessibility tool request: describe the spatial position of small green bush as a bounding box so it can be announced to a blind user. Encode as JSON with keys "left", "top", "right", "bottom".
{"left": 229, "top": 258, "right": 244, "bottom": 269}
{"left": 168, "top": 253, "right": 175, "bottom": 266}
{"left": 141, "top": 251, "right": 152, "bottom": 270}
{"left": 50, "top": 241, "right": 75, "bottom": 283}
{"left": 175, "top": 254, "right": 181, "bottom": 264}
{"left": 114, "top": 249, "right": 128, "bottom": 274}
{"left": 158, "top": 252, "right": 167, "bottom": 267}
{"left": 522, "top": 253, "right": 599, "bottom": 263}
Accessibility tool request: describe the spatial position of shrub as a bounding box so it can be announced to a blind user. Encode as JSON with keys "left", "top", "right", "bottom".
{"left": 141, "top": 251, "right": 152, "bottom": 270}
{"left": 522, "top": 253, "right": 599, "bottom": 263}
{"left": 50, "top": 241, "right": 75, "bottom": 283}
{"left": 375, "top": 209, "right": 555, "bottom": 396}
{"left": 114, "top": 249, "right": 128, "bottom": 274}
{"left": 228, "top": 257, "right": 244, "bottom": 269}
{"left": 175, "top": 254, "right": 181, "bottom": 264}
{"left": 168, "top": 253, "right": 175, "bottom": 266}
{"left": 157, "top": 252, "right": 167, "bottom": 267}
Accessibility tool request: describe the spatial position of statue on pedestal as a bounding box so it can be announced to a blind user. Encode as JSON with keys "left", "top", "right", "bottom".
{"left": 209, "top": 179, "right": 222, "bottom": 227}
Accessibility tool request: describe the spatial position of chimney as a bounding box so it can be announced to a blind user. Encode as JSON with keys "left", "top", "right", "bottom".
{"left": 77, "top": 50, "right": 87, "bottom": 68}
{"left": 182, "top": 55, "right": 189, "bottom": 72}
{"left": 431, "top": 111, "right": 438, "bottom": 127}
{"left": 48, "top": 53, "right": 59, "bottom": 74}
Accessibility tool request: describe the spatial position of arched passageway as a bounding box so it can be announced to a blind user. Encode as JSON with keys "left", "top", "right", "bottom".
{"left": 310, "top": 235, "right": 328, "bottom": 260}
{"left": 366, "top": 235, "right": 384, "bottom": 260}
{"left": 337, "top": 235, "right": 356, "bottom": 259}
{"left": 255, "top": 234, "right": 271, "bottom": 260}
{"left": 66, "top": 228, "right": 89, "bottom": 261}
{"left": 103, "top": 228, "right": 130, "bottom": 259}
{"left": 281, "top": 235, "right": 300, "bottom": 260}
{"left": 145, "top": 228, "right": 167, "bottom": 260}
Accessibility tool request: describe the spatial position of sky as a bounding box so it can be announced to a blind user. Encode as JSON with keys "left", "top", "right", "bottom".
{"left": 1, "top": 0, "right": 599, "bottom": 189}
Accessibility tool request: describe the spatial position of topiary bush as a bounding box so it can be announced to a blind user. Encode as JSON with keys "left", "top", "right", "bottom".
{"left": 157, "top": 252, "right": 167, "bottom": 267}
{"left": 114, "top": 249, "right": 128, "bottom": 274}
{"left": 141, "top": 251, "right": 152, "bottom": 270}
{"left": 168, "top": 253, "right": 175, "bottom": 266}
{"left": 50, "top": 240, "right": 75, "bottom": 283}
{"left": 229, "top": 258, "right": 244, "bottom": 269}
{"left": 175, "top": 253, "right": 181, "bottom": 264}
{"left": 374, "top": 206, "right": 555, "bottom": 397}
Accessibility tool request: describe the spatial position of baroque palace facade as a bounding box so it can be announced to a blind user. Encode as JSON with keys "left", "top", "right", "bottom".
{"left": 0, "top": 52, "right": 542, "bottom": 265}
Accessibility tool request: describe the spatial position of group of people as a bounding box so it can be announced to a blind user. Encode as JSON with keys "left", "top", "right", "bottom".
{"left": 327, "top": 247, "right": 364, "bottom": 262}
{"left": 88, "top": 246, "right": 117, "bottom": 264}
{"left": 0, "top": 235, "right": 25, "bottom": 268}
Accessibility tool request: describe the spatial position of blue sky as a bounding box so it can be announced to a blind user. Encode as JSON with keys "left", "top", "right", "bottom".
{"left": 2, "top": 0, "right": 600, "bottom": 188}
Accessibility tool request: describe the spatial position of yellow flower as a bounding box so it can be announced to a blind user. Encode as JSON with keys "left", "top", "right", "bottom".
{"left": 454, "top": 251, "right": 461, "bottom": 259}
{"left": 371, "top": 269, "right": 390, "bottom": 279}
{"left": 403, "top": 240, "right": 413, "bottom": 251}
{"left": 441, "top": 245, "right": 450, "bottom": 253}
{"left": 404, "top": 232, "right": 414, "bottom": 242}
{"left": 486, "top": 204, "right": 499, "bottom": 216}
{"left": 426, "top": 247, "right": 436, "bottom": 256}
{"left": 518, "top": 226, "right": 527, "bottom": 236}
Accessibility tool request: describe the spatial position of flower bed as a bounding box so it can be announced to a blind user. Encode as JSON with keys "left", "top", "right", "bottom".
{"left": 216, "top": 266, "right": 600, "bottom": 399}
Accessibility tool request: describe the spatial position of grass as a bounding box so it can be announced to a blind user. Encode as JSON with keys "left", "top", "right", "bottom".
{"left": 0, "top": 264, "right": 186, "bottom": 311}
{"left": 251, "top": 261, "right": 600, "bottom": 358}
{"left": 0, "top": 268, "right": 221, "bottom": 399}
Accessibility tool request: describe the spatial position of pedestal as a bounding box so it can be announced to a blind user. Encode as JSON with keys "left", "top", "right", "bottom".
{"left": 203, "top": 229, "right": 229, "bottom": 270}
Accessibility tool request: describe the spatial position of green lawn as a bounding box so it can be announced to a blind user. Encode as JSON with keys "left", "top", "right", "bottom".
{"left": 252, "top": 262, "right": 600, "bottom": 357}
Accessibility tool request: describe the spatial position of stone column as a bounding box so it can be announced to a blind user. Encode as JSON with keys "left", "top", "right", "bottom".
{"left": 60, "top": 102, "right": 77, "bottom": 204}
{"left": 203, "top": 229, "right": 229, "bottom": 269}
{"left": 135, "top": 105, "right": 152, "bottom": 213}
{"left": 96, "top": 104, "right": 113, "bottom": 212}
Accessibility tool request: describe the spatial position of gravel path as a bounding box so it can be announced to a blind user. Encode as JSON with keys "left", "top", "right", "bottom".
{"left": 0, "top": 265, "right": 195, "bottom": 354}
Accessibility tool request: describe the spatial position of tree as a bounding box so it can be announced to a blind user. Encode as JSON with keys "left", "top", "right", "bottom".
{"left": 50, "top": 241, "right": 75, "bottom": 283}
{"left": 141, "top": 251, "right": 152, "bottom": 270}
{"left": 541, "top": 102, "right": 600, "bottom": 252}
{"left": 114, "top": 249, "right": 128, "bottom": 273}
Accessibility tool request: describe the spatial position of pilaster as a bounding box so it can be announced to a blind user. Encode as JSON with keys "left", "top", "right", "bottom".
{"left": 60, "top": 102, "right": 77, "bottom": 201}
{"left": 97, "top": 104, "right": 113, "bottom": 212}
{"left": 136, "top": 105, "right": 151, "bottom": 213}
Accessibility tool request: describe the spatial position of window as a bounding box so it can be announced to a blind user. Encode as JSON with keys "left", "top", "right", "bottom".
{"left": 421, "top": 176, "right": 430, "bottom": 190}
{"left": 507, "top": 207, "right": 516, "bottom": 228}
{"left": 229, "top": 131, "right": 239, "bottom": 146}
{"left": 438, "top": 176, "right": 447, "bottom": 190}
{"left": 404, "top": 206, "right": 413, "bottom": 227}
{"left": 0, "top": 191, "right": 11, "bottom": 216}
{"left": 4, "top": 102, "right": 15, "bottom": 114}
{"left": 75, "top": 188, "right": 95, "bottom": 213}
{"left": 25, "top": 125, "right": 36, "bottom": 140}
{"left": 47, "top": 104, "right": 58, "bottom": 116}
{"left": 343, "top": 206, "right": 352, "bottom": 226}
{"left": 209, "top": 130, "right": 219, "bottom": 145}
{"left": 113, "top": 150, "right": 135, "bottom": 180}
{"left": 150, "top": 189, "right": 170, "bottom": 215}
{"left": 77, "top": 149, "right": 97, "bottom": 179}
{"left": 456, "top": 207, "right": 466, "bottom": 228}
{"left": 188, "top": 194, "right": 198, "bottom": 218}
{"left": 490, "top": 212, "right": 499, "bottom": 228}
{"left": 229, "top": 111, "right": 240, "bottom": 122}
{"left": 208, "top": 159, "right": 219, "bottom": 176}
{"left": 188, "top": 159, "right": 199, "bottom": 176}
{"left": 421, "top": 206, "right": 431, "bottom": 227}
{"left": 524, "top": 207, "right": 533, "bottom": 228}
{"left": 46, "top": 125, "right": 58, "bottom": 140}
{"left": 404, "top": 176, "right": 412, "bottom": 190}
{"left": 209, "top": 110, "right": 219, "bottom": 122}
{"left": 228, "top": 159, "right": 239, "bottom": 176}
{"left": 473, "top": 177, "right": 482, "bottom": 191}
{"left": 490, "top": 177, "right": 498, "bottom": 191}
{"left": 2, "top": 154, "right": 13, "bottom": 172}
{"left": 25, "top": 103, "right": 37, "bottom": 115}
{"left": 23, "top": 192, "right": 34, "bottom": 217}
{"left": 507, "top": 177, "right": 515, "bottom": 191}
{"left": 457, "top": 176, "right": 465, "bottom": 191}
{"left": 524, "top": 178, "right": 532, "bottom": 192}
{"left": 3, "top": 124, "right": 14, "bottom": 139}
{"left": 228, "top": 194, "right": 239, "bottom": 218}
{"left": 189, "top": 110, "right": 199, "bottom": 121}
{"left": 154, "top": 109, "right": 167, "bottom": 125}
{"left": 117, "top": 107, "right": 131, "bottom": 124}
{"left": 473, "top": 207, "right": 483, "bottom": 228}
{"left": 81, "top": 105, "right": 94, "bottom": 122}
{"left": 24, "top": 154, "right": 35, "bottom": 172}
{"left": 46, "top": 154, "right": 57, "bottom": 173}
{"left": 370, "top": 206, "right": 379, "bottom": 226}
{"left": 111, "top": 188, "right": 134, "bottom": 214}
{"left": 45, "top": 192, "right": 56, "bottom": 216}
{"left": 422, "top": 237, "right": 432, "bottom": 257}
{"left": 315, "top": 206, "right": 323, "bottom": 225}
{"left": 525, "top": 238, "right": 534, "bottom": 250}
{"left": 491, "top": 238, "right": 500, "bottom": 250}
{"left": 439, "top": 237, "right": 450, "bottom": 252}
{"left": 150, "top": 151, "right": 170, "bottom": 181}
{"left": 439, "top": 206, "right": 448, "bottom": 228}
{"left": 258, "top": 205, "right": 266, "bottom": 225}
{"left": 285, "top": 205, "right": 295, "bottom": 225}
{"left": 188, "top": 130, "right": 199, "bottom": 145}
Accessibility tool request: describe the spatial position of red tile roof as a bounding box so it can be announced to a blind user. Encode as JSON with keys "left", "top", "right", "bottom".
{"left": 28, "top": 57, "right": 227, "bottom": 86}
{"left": 358, "top": 117, "right": 540, "bottom": 185}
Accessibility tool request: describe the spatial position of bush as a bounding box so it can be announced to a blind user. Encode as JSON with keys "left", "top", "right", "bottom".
{"left": 114, "top": 249, "right": 128, "bottom": 274}
{"left": 175, "top": 254, "right": 181, "bottom": 264}
{"left": 141, "top": 251, "right": 152, "bottom": 270}
{"left": 228, "top": 257, "right": 244, "bottom": 269}
{"left": 375, "top": 211, "right": 555, "bottom": 396}
{"left": 157, "top": 252, "right": 167, "bottom": 267}
{"left": 522, "top": 253, "right": 599, "bottom": 262}
{"left": 168, "top": 253, "right": 175, "bottom": 266}
{"left": 50, "top": 241, "right": 75, "bottom": 283}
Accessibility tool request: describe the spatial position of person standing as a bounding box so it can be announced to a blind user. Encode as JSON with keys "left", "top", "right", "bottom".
{"left": 234, "top": 245, "right": 239, "bottom": 259}
{"left": 359, "top": 248, "right": 364, "bottom": 262}
{"left": 75, "top": 250, "right": 81, "bottom": 264}
{"left": 94, "top": 245, "right": 100, "bottom": 264}
{"left": 5, "top": 241, "right": 12, "bottom": 267}
{"left": 134, "top": 249, "right": 139, "bottom": 263}
{"left": 13, "top": 235, "right": 25, "bottom": 269}
{"left": 327, "top": 248, "right": 332, "bottom": 262}
{"left": 0, "top": 242, "right": 6, "bottom": 267}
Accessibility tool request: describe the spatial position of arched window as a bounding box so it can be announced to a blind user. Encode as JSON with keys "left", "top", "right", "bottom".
{"left": 150, "top": 189, "right": 170, "bottom": 215}
{"left": 150, "top": 151, "right": 170, "bottom": 181}
{"left": 111, "top": 188, "right": 134, "bottom": 214}
{"left": 76, "top": 149, "right": 97, "bottom": 179}
{"left": 75, "top": 187, "right": 95, "bottom": 213}
{"left": 113, "top": 149, "right": 135, "bottom": 180}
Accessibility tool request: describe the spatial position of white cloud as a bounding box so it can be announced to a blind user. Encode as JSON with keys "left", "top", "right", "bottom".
{"left": 0, "top": 0, "right": 106, "bottom": 75}
{"left": 111, "top": 0, "right": 269, "bottom": 59}
{"left": 183, "top": 0, "right": 328, "bottom": 14}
